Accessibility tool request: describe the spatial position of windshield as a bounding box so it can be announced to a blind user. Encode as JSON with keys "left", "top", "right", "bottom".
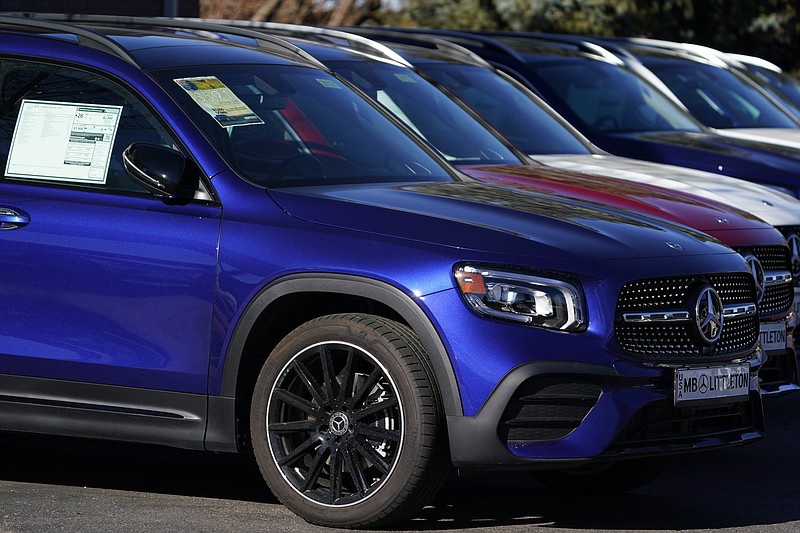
{"left": 152, "top": 64, "right": 452, "bottom": 187}
{"left": 743, "top": 65, "right": 800, "bottom": 119}
{"left": 327, "top": 60, "right": 522, "bottom": 165}
{"left": 647, "top": 61, "right": 799, "bottom": 129}
{"left": 417, "top": 63, "right": 592, "bottom": 155}
{"left": 531, "top": 60, "right": 702, "bottom": 134}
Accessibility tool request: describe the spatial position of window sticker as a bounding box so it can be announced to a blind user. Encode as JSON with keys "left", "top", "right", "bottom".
{"left": 393, "top": 73, "right": 417, "bottom": 83}
{"left": 174, "top": 76, "right": 264, "bottom": 127}
{"left": 5, "top": 100, "right": 122, "bottom": 184}
{"left": 316, "top": 78, "right": 342, "bottom": 89}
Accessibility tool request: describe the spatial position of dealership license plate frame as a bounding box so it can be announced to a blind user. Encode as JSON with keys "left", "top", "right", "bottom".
{"left": 760, "top": 319, "right": 788, "bottom": 352}
{"left": 674, "top": 365, "right": 750, "bottom": 405}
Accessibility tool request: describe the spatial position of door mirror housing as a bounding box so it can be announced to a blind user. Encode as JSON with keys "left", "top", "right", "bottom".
{"left": 123, "top": 143, "right": 186, "bottom": 198}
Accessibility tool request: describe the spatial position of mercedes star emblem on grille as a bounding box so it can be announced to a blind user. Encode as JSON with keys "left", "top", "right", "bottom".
{"left": 743, "top": 254, "right": 766, "bottom": 303}
{"left": 695, "top": 286, "right": 723, "bottom": 344}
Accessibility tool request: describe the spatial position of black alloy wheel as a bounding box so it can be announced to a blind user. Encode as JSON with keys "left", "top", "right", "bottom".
{"left": 250, "top": 314, "right": 448, "bottom": 528}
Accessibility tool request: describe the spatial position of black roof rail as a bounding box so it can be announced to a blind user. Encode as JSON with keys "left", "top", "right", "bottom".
{"left": 5, "top": 13, "right": 327, "bottom": 70}
{"left": 196, "top": 19, "right": 412, "bottom": 68}
{"left": 341, "top": 27, "right": 493, "bottom": 69}
{"left": 606, "top": 37, "right": 732, "bottom": 68}
{"left": 0, "top": 13, "right": 139, "bottom": 65}
{"left": 478, "top": 31, "right": 628, "bottom": 65}
{"left": 355, "top": 28, "right": 532, "bottom": 66}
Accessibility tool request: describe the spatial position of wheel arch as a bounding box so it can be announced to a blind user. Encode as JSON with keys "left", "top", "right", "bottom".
{"left": 206, "top": 273, "right": 461, "bottom": 452}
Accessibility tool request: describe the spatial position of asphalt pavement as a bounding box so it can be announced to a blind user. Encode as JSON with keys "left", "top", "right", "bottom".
{"left": 1, "top": 393, "right": 798, "bottom": 532}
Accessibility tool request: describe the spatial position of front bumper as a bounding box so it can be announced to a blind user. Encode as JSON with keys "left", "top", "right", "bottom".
{"left": 759, "top": 314, "right": 799, "bottom": 396}
{"left": 447, "top": 360, "right": 764, "bottom": 472}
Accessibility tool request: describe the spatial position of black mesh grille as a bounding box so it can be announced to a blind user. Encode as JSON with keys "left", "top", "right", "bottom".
{"left": 735, "top": 245, "right": 793, "bottom": 317}
{"left": 746, "top": 245, "right": 790, "bottom": 272}
{"left": 616, "top": 274, "right": 755, "bottom": 312}
{"left": 499, "top": 377, "right": 601, "bottom": 444}
{"left": 615, "top": 273, "right": 758, "bottom": 361}
{"left": 616, "top": 315, "right": 759, "bottom": 359}
{"left": 761, "top": 282, "right": 794, "bottom": 318}
{"left": 708, "top": 273, "right": 758, "bottom": 303}
{"left": 609, "top": 396, "right": 757, "bottom": 451}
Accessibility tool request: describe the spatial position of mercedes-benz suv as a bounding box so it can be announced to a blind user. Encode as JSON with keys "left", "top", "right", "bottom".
{"left": 0, "top": 15, "right": 766, "bottom": 528}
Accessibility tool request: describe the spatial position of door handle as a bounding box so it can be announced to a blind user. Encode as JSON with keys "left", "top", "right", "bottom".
{"left": 0, "top": 207, "right": 30, "bottom": 230}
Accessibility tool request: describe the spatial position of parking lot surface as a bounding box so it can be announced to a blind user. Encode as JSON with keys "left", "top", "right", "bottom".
{"left": 0, "top": 393, "right": 798, "bottom": 533}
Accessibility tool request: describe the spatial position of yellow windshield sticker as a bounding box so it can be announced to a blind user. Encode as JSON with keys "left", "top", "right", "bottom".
{"left": 174, "top": 76, "right": 264, "bottom": 127}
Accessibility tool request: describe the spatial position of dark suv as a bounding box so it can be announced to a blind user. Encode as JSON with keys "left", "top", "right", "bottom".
{"left": 0, "top": 15, "right": 765, "bottom": 528}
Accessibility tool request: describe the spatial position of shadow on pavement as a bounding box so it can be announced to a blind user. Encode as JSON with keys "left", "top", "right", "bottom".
{"left": 1, "top": 393, "right": 798, "bottom": 532}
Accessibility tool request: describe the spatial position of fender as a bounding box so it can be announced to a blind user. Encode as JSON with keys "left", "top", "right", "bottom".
{"left": 206, "top": 272, "right": 462, "bottom": 451}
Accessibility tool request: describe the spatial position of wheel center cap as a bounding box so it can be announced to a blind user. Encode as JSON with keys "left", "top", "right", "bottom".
{"left": 329, "top": 411, "right": 350, "bottom": 436}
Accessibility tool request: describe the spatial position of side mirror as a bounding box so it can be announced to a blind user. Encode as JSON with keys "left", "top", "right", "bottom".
{"left": 123, "top": 143, "right": 186, "bottom": 198}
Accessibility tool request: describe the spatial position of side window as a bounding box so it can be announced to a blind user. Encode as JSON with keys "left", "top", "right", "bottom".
{"left": 0, "top": 59, "right": 175, "bottom": 194}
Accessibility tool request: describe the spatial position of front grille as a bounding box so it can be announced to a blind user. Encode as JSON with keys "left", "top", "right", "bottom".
{"left": 616, "top": 274, "right": 755, "bottom": 312}
{"left": 498, "top": 377, "right": 601, "bottom": 444}
{"left": 761, "top": 282, "right": 794, "bottom": 318}
{"left": 746, "top": 245, "right": 790, "bottom": 271}
{"left": 735, "top": 245, "right": 793, "bottom": 318}
{"left": 616, "top": 316, "right": 759, "bottom": 359}
{"left": 615, "top": 273, "right": 758, "bottom": 361}
{"left": 777, "top": 226, "right": 800, "bottom": 288}
{"left": 608, "top": 396, "right": 757, "bottom": 451}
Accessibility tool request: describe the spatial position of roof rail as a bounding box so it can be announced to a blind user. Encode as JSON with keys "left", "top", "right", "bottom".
{"left": 480, "top": 31, "right": 627, "bottom": 65}
{"left": 0, "top": 13, "right": 139, "bottom": 65}
{"left": 620, "top": 38, "right": 731, "bottom": 69}
{"left": 169, "top": 17, "right": 327, "bottom": 68}
{"left": 341, "top": 27, "right": 493, "bottom": 69}
{"left": 7, "top": 13, "right": 327, "bottom": 70}
{"left": 725, "top": 53, "right": 783, "bottom": 73}
{"left": 348, "top": 27, "right": 531, "bottom": 67}
{"left": 196, "top": 19, "right": 412, "bottom": 68}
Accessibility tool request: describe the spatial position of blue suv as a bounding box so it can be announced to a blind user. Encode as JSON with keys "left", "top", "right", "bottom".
{"left": 0, "top": 16, "right": 765, "bottom": 528}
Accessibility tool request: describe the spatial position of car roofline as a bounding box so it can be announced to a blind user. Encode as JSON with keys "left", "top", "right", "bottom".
{"left": 0, "top": 13, "right": 139, "bottom": 65}
{"left": 196, "top": 19, "right": 414, "bottom": 68}
{"left": 341, "top": 27, "right": 494, "bottom": 68}
{"left": 1, "top": 12, "right": 327, "bottom": 70}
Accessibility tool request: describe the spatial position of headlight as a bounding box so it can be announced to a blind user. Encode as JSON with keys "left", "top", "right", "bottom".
{"left": 454, "top": 265, "right": 585, "bottom": 331}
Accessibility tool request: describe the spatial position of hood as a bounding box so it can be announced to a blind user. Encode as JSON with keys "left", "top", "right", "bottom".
{"left": 267, "top": 180, "right": 733, "bottom": 263}
{"left": 459, "top": 164, "right": 779, "bottom": 247}
{"left": 604, "top": 131, "right": 800, "bottom": 194}
{"left": 717, "top": 128, "right": 800, "bottom": 150}
{"left": 532, "top": 153, "right": 800, "bottom": 227}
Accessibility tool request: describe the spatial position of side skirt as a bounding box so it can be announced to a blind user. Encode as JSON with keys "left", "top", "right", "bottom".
{"left": 0, "top": 374, "right": 207, "bottom": 450}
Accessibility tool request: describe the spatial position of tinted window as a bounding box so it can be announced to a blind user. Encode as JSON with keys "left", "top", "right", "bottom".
{"left": 419, "top": 63, "right": 592, "bottom": 155}
{"left": 532, "top": 61, "right": 702, "bottom": 134}
{"left": 0, "top": 59, "right": 175, "bottom": 194}
{"left": 328, "top": 61, "right": 522, "bottom": 165}
{"left": 152, "top": 65, "right": 453, "bottom": 187}
{"left": 649, "top": 62, "right": 798, "bottom": 129}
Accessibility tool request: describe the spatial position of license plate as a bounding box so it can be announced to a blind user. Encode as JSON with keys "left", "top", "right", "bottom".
{"left": 760, "top": 320, "right": 788, "bottom": 352}
{"left": 674, "top": 365, "right": 750, "bottom": 404}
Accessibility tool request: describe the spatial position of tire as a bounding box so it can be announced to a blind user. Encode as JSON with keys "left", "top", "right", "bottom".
{"left": 532, "top": 456, "right": 673, "bottom": 493}
{"left": 250, "top": 313, "right": 449, "bottom": 528}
